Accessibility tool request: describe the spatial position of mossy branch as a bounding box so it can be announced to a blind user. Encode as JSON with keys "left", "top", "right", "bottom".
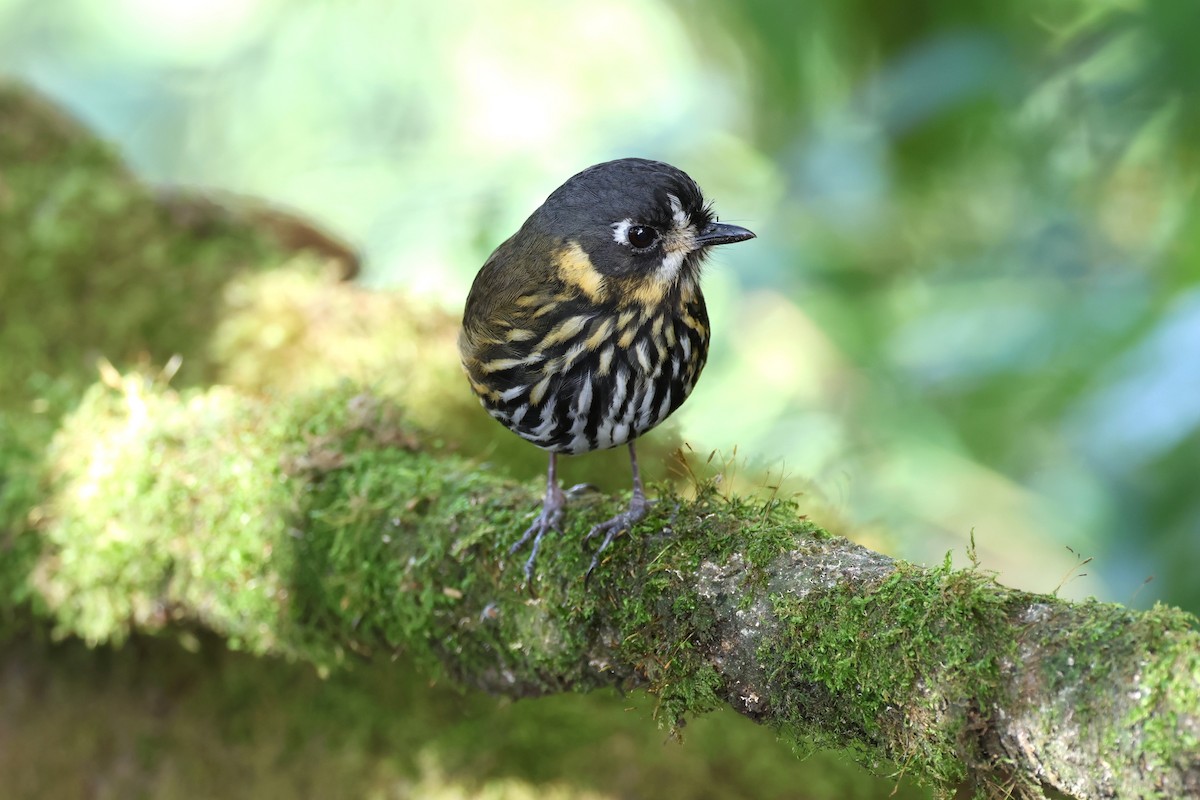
{"left": 6, "top": 376, "right": 1196, "bottom": 800}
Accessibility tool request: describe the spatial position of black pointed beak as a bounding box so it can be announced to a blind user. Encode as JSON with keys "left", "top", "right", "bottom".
{"left": 695, "top": 222, "right": 756, "bottom": 247}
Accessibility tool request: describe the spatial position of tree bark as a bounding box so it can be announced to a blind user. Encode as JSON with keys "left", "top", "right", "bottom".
{"left": 6, "top": 377, "right": 1197, "bottom": 799}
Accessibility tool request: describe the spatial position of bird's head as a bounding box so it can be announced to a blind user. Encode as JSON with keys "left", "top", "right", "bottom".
{"left": 530, "top": 158, "right": 755, "bottom": 306}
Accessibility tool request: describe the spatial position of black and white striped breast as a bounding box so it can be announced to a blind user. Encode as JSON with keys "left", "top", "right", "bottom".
{"left": 463, "top": 297, "right": 710, "bottom": 455}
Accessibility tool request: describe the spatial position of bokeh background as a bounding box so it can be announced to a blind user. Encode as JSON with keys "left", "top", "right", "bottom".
{"left": 2, "top": 0, "right": 1198, "bottom": 797}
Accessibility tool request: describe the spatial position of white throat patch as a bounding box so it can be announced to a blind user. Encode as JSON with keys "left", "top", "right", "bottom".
{"left": 656, "top": 248, "right": 687, "bottom": 285}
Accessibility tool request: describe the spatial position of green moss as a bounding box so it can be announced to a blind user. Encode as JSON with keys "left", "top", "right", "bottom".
{"left": 1122, "top": 605, "right": 1200, "bottom": 775}
{"left": 515, "top": 484, "right": 837, "bottom": 729}
{"left": 0, "top": 84, "right": 285, "bottom": 417}
{"left": 37, "top": 381, "right": 296, "bottom": 650}
{"left": 0, "top": 411, "right": 46, "bottom": 633}
{"left": 763, "top": 557, "right": 1017, "bottom": 787}
{"left": 36, "top": 376, "right": 493, "bottom": 668}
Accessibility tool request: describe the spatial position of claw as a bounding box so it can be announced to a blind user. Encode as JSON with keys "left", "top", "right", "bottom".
{"left": 584, "top": 490, "right": 649, "bottom": 581}
{"left": 582, "top": 441, "right": 651, "bottom": 583}
{"left": 511, "top": 501, "right": 563, "bottom": 582}
{"left": 510, "top": 453, "right": 567, "bottom": 582}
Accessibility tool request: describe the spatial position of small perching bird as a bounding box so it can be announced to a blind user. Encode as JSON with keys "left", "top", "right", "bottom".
{"left": 459, "top": 158, "right": 755, "bottom": 580}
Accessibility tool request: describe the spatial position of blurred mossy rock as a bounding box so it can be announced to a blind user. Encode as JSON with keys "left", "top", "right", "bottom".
{"left": 0, "top": 81, "right": 357, "bottom": 416}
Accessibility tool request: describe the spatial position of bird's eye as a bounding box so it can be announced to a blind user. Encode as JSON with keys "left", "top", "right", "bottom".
{"left": 627, "top": 225, "right": 659, "bottom": 249}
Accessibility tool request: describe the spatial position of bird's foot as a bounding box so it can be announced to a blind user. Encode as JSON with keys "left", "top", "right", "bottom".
{"left": 510, "top": 488, "right": 566, "bottom": 583}
{"left": 583, "top": 494, "right": 650, "bottom": 581}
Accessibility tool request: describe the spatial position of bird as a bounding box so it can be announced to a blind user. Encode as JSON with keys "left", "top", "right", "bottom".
{"left": 459, "top": 158, "right": 755, "bottom": 581}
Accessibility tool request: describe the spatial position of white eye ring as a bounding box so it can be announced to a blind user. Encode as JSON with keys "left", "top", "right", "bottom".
{"left": 611, "top": 219, "right": 633, "bottom": 244}
{"left": 611, "top": 219, "right": 659, "bottom": 251}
